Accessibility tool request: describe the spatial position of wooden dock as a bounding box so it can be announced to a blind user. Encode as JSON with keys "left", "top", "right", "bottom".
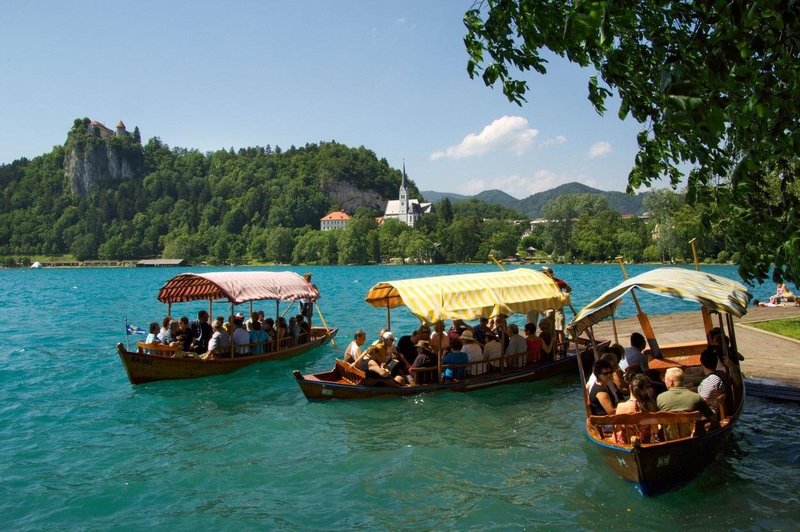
{"left": 587, "top": 305, "right": 800, "bottom": 401}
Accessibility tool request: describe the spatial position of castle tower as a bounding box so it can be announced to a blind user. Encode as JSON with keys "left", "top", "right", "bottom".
{"left": 116, "top": 120, "right": 127, "bottom": 137}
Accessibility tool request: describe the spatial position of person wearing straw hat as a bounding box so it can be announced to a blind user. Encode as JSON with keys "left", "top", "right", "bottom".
{"left": 460, "top": 329, "right": 486, "bottom": 375}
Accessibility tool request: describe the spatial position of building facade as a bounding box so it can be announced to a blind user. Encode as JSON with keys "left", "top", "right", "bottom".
{"left": 320, "top": 210, "right": 352, "bottom": 231}
{"left": 382, "top": 164, "right": 432, "bottom": 227}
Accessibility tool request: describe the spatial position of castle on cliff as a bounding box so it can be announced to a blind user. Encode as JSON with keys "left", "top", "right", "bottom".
{"left": 87, "top": 119, "right": 128, "bottom": 139}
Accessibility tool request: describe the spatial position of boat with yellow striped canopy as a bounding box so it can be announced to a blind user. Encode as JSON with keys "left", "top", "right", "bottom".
{"left": 569, "top": 267, "right": 751, "bottom": 495}
{"left": 293, "top": 268, "right": 586, "bottom": 400}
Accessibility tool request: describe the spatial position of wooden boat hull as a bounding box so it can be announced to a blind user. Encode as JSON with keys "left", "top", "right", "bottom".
{"left": 293, "top": 354, "right": 577, "bottom": 400}
{"left": 117, "top": 327, "right": 337, "bottom": 385}
{"left": 588, "top": 417, "right": 737, "bottom": 496}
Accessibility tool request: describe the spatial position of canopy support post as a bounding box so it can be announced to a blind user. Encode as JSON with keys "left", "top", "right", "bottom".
{"left": 229, "top": 302, "right": 235, "bottom": 359}
{"left": 616, "top": 256, "right": 661, "bottom": 358}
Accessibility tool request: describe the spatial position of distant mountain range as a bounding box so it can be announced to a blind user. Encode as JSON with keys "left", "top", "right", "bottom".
{"left": 421, "top": 182, "right": 648, "bottom": 218}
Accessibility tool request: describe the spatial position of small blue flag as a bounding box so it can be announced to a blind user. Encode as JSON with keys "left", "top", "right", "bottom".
{"left": 126, "top": 323, "right": 146, "bottom": 335}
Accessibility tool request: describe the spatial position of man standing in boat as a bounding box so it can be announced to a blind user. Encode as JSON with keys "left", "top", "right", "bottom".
{"left": 300, "top": 272, "right": 319, "bottom": 323}
{"left": 541, "top": 266, "right": 571, "bottom": 349}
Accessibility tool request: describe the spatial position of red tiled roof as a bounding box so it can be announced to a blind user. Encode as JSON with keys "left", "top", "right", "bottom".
{"left": 321, "top": 211, "right": 351, "bottom": 221}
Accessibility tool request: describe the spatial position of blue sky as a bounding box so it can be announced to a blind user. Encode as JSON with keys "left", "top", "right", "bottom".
{"left": 0, "top": 1, "right": 647, "bottom": 198}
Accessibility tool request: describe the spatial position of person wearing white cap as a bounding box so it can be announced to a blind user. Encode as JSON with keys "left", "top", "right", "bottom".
{"left": 352, "top": 331, "right": 406, "bottom": 385}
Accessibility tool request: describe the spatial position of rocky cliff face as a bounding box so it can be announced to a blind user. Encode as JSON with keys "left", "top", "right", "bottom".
{"left": 64, "top": 140, "right": 138, "bottom": 197}
{"left": 322, "top": 178, "right": 386, "bottom": 213}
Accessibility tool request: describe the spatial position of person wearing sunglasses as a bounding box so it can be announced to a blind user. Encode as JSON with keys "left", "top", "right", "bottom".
{"left": 589, "top": 359, "right": 618, "bottom": 416}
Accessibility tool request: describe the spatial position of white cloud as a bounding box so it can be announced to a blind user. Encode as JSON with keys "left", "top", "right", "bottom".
{"left": 588, "top": 141, "right": 612, "bottom": 158}
{"left": 430, "top": 116, "right": 538, "bottom": 160}
{"left": 539, "top": 135, "right": 567, "bottom": 147}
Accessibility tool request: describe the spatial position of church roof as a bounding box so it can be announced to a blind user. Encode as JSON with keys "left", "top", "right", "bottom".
{"left": 384, "top": 199, "right": 431, "bottom": 216}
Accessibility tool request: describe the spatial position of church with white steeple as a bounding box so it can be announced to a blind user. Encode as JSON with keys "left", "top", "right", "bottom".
{"left": 382, "top": 163, "right": 432, "bottom": 227}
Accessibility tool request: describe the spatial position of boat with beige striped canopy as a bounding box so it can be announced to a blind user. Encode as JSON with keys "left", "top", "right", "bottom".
{"left": 569, "top": 267, "right": 751, "bottom": 495}
{"left": 117, "top": 271, "right": 338, "bottom": 384}
{"left": 293, "top": 268, "right": 586, "bottom": 400}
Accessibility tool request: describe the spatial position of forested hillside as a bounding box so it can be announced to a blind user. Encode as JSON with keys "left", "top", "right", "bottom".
{"left": 0, "top": 119, "right": 735, "bottom": 267}
{"left": 0, "top": 119, "right": 422, "bottom": 262}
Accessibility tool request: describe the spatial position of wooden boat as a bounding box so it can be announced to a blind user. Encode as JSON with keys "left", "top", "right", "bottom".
{"left": 567, "top": 267, "right": 751, "bottom": 495}
{"left": 117, "top": 271, "right": 338, "bottom": 385}
{"left": 294, "top": 268, "right": 582, "bottom": 400}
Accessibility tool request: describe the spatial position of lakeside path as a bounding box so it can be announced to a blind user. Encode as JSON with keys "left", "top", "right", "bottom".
{"left": 587, "top": 305, "right": 800, "bottom": 388}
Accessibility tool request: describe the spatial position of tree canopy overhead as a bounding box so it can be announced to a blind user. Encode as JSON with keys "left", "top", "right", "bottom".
{"left": 464, "top": 0, "right": 800, "bottom": 284}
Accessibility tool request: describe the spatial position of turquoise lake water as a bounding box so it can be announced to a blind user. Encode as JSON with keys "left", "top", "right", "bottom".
{"left": 1, "top": 264, "right": 798, "bottom": 530}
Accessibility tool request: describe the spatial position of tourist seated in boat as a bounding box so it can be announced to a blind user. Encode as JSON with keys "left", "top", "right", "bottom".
{"left": 296, "top": 314, "right": 310, "bottom": 343}
{"left": 190, "top": 310, "right": 213, "bottom": 354}
{"left": 145, "top": 322, "right": 160, "bottom": 345}
{"left": 411, "top": 340, "right": 437, "bottom": 384}
{"left": 586, "top": 351, "right": 627, "bottom": 402}
{"left": 397, "top": 329, "right": 421, "bottom": 368}
{"left": 261, "top": 318, "right": 275, "bottom": 349}
{"left": 249, "top": 320, "right": 270, "bottom": 355}
{"left": 174, "top": 316, "right": 196, "bottom": 351}
{"left": 202, "top": 320, "right": 230, "bottom": 359}
{"left": 448, "top": 319, "right": 472, "bottom": 343}
{"left": 698, "top": 348, "right": 732, "bottom": 420}
{"left": 524, "top": 322, "right": 542, "bottom": 364}
{"left": 483, "top": 331, "right": 503, "bottom": 371}
{"left": 157, "top": 318, "right": 177, "bottom": 344}
{"left": 622, "top": 332, "right": 649, "bottom": 373}
{"left": 288, "top": 316, "right": 300, "bottom": 346}
{"left": 430, "top": 321, "right": 450, "bottom": 356}
{"left": 473, "top": 317, "right": 491, "bottom": 345}
{"left": 606, "top": 344, "right": 630, "bottom": 397}
{"left": 614, "top": 374, "right": 659, "bottom": 443}
{"left": 492, "top": 313, "right": 509, "bottom": 348}
{"left": 442, "top": 338, "right": 468, "bottom": 381}
{"left": 275, "top": 316, "right": 289, "bottom": 348}
{"left": 232, "top": 315, "right": 251, "bottom": 356}
{"left": 460, "top": 330, "right": 486, "bottom": 374}
{"left": 538, "top": 318, "right": 555, "bottom": 362}
{"left": 657, "top": 367, "right": 716, "bottom": 438}
{"left": 158, "top": 316, "right": 171, "bottom": 338}
{"left": 353, "top": 331, "right": 406, "bottom": 385}
{"left": 589, "top": 359, "right": 619, "bottom": 416}
{"left": 505, "top": 324, "right": 528, "bottom": 369}
{"left": 344, "top": 329, "right": 367, "bottom": 364}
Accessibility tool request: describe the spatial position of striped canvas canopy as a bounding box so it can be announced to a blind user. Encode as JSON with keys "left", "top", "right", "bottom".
{"left": 364, "top": 268, "right": 569, "bottom": 323}
{"left": 568, "top": 267, "right": 751, "bottom": 336}
{"left": 157, "top": 271, "right": 318, "bottom": 305}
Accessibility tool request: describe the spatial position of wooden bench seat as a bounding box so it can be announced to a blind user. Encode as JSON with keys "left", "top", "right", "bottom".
{"left": 589, "top": 410, "right": 704, "bottom": 443}
{"left": 136, "top": 341, "right": 180, "bottom": 356}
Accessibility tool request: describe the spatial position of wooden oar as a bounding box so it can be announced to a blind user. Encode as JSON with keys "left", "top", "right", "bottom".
{"left": 313, "top": 301, "right": 338, "bottom": 349}
{"left": 616, "top": 256, "right": 661, "bottom": 357}
{"left": 690, "top": 238, "right": 714, "bottom": 335}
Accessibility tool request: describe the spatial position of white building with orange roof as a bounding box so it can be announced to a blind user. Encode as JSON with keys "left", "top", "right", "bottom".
{"left": 320, "top": 210, "right": 352, "bottom": 231}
